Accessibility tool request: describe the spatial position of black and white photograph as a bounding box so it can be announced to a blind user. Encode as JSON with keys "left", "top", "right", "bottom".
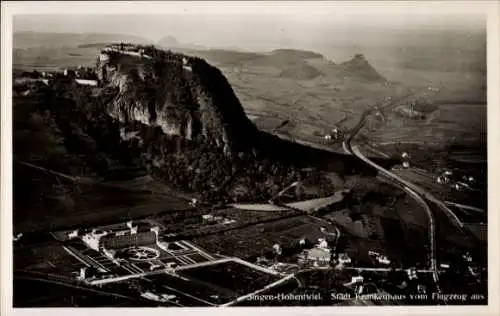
{"left": 1, "top": 1, "right": 498, "bottom": 313}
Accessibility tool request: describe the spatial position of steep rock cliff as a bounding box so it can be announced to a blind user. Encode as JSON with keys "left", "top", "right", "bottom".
{"left": 96, "top": 47, "right": 258, "bottom": 155}
{"left": 87, "top": 45, "right": 398, "bottom": 203}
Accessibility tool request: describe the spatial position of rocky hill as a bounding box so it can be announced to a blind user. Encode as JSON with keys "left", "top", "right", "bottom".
{"left": 14, "top": 44, "right": 398, "bottom": 212}
{"left": 96, "top": 46, "right": 258, "bottom": 155}
{"left": 340, "top": 54, "right": 386, "bottom": 82}
{"left": 94, "top": 45, "right": 392, "bottom": 163}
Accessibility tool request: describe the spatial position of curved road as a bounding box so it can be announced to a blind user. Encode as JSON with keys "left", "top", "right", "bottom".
{"left": 341, "top": 95, "right": 447, "bottom": 293}
{"left": 346, "top": 144, "right": 441, "bottom": 292}
{"left": 340, "top": 91, "right": 464, "bottom": 230}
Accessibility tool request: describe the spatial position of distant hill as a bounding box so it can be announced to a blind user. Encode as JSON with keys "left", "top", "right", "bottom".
{"left": 157, "top": 35, "right": 179, "bottom": 47}
{"left": 157, "top": 35, "right": 208, "bottom": 51}
{"left": 245, "top": 49, "right": 325, "bottom": 69}
{"left": 271, "top": 49, "right": 325, "bottom": 60}
{"left": 340, "top": 54, "right": 386, "bottom": 82}
{"left": 183, "top": 49, "right": 264, "bottom": 66}
{"left": 77, "top": 43, "right": 111, "bottom": 49}
{"left": 279, "top": 64, "right": 324, "bottom": 80}
{"left": 165, "top": 48, "right": 327, "bottom": 71}
{"left": 13, "top": 32, "right": 153, "bottom": 49}
{"left": 241, "top": 49, "right": 385, "bottom": 83}
{"left": 13, "top": 34, "right": 387, "bottom": 84}
{"left": 178, "top": 47, "right": 385, "bottom": 83}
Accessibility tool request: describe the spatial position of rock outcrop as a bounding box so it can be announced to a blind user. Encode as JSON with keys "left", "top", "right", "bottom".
{"left": 14, "top": 44, "right": 400, "bottom": 210}
{"left": 341, "top": 54, "right": 386, "bottom": 82}
{"left": 94, "top": 45, "right": 396, "bottom": 167}
{"left": 96, "top": 45, "right": 258, "bottom": 155}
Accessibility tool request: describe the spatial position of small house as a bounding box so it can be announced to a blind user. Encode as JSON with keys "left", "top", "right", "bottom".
{"left": 351, "top": 275, "right": 364, "bottom": 284}
{"left": 406, "top": 268, "right": 418, "bottom": 280}
{"left": 338, "top": 253, "right": 351, "bottom": 264}
{"left": 440, "top": 263, "right": 450, "bottom": 269}
{"left": 306, "top": 248, "right": 331, "bottom": 266}
{"left": 377, "top": 255, "right": 391, "bottom": 265}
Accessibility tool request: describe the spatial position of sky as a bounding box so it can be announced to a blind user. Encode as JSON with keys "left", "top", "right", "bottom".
{"left": 11, "top": 2, "right": 487, "bottom": 52}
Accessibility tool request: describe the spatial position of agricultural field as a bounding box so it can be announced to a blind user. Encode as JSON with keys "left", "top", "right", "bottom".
{"left": 151, "top": 206, "right": 298, "bottom": 239}
{"left": 179, "top": 260, "right": 280, "bottom": 296}
{"left": 228, "top": 71, "right": 407, "bottom": 147}
{"left": 144, "top": 273, "right": 234, "bottom": 305}
{"left": 444, "top": 205, "right": 486, "bottom": 224}
{"left": 192, "top": 215, "right": 338, "bottom": 260}
{"left": 103, "top": 175, "right": 199, "bottom": 201}
{"left": 210, "top": 50, "right": 415, "bottom": 149}
{"left": 377, "top": 218, "right": 428, "bottom": 267}
{"left": 14, "top": 242, "right": 83, "bottom": 274}
{"left": 14, "top": 173, "right": 193, "bottom": 233}
{"left": 296, "top": 269, "right": 356, "bottom": 293}
{"left": 323, "top": 209, "right": 364, "bottom": 238}
{"left": 323, "top": 181, "right": 430, "bottom": 267}
{"left": 338, "top": 224, "right": 427, "bottom": 269}
{"left": 13, "top": 278, "right": 139, "bottom": 307}
{"left": 429, "top": 202, "right": 477, "bottom": 260}
{"left": 14, "top": 110, "right": 194, "bottom": 233}
{"left": 369, "top": 102, "right": 486, "bottom": 149}
{"left": 391, "top": 167, "right": 487, "bottom": 214}
{"left": 215, "top": 44, "right": 486, "bottom": 157}
{"left": 464, "top": 223, "right": 487, "bottom": 244}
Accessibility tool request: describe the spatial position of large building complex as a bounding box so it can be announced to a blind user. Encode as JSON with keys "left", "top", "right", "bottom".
{"left": 79, "top": 221, "right": 160, "bottom": 257}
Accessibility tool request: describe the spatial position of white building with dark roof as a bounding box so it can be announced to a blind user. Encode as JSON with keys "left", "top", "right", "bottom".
{"left": 305, "top": 247, "right": 331, "bottom": 266}
{"left": 81, "top": 221, "right": 160, "bottom": 255}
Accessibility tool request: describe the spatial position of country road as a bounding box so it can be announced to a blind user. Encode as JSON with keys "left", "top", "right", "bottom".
{"left": 339, "top": 89, "right": 465, "bottom": 231}
{"left": 344, "top": 267, "right": 442, "bottom": 273}
{"left": 444, "top": 201, "right": 485, "bottom": 213}
{"left": 347, "top": 144, "right": 441, "bottom": 292}
{"left": 351, "top": 146, "right": 464, "bottom": 229}
{"left": 341, "top": 93, "right": 445, "bottom": 293}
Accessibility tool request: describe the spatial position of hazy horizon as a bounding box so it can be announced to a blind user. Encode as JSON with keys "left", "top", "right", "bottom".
{"left": 13, "top": 9, "right": 486, "bottom": 53}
